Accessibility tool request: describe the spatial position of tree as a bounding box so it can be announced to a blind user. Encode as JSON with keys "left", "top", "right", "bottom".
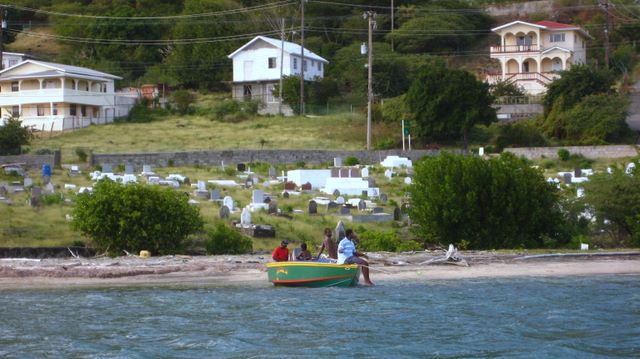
{"left": 205, "top": 222, "right": 253, "bottom": 254}
{"left": 409, "top": 152, "right": 568, "bottom": 249}
{"left": 582, "top": 163, "right": 640, "bottom": 246}
{"left": 542, "top": 65, "right": 614, "bottom": 115}
{"left": 0, "top": 117, "right": 33, "bottom": 155}
{"left": 405, "top": 63, "right": 496, "bottom": 151}
{"left": 170, "top": 90, "right": 196, "bottom": 115}
{"left": 561, "top": 93, "right": 632, "bottom": 144}
{"left": 490, "top": 80, "right": 526, "bottom": 97}
{"left": 72, "top": 180, "right": 204, "bottom": 255}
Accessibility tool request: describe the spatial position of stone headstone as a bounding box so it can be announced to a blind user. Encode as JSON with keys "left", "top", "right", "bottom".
{"left": 44, "top": 182, "right": 55, "bottom": 194}
{"left": 223, "top": 196, "right": 234, "bottom": 211}
{"left": 283, "top": 191, "right": 290, "bottom": 199}
{"left": 269, "top": 166, "right": 276, "bottom": 179}
{"left": 184, "top": 177, "right": 191, "bottom": 186}
{"left": 339, "top": 206, "right": 351, "bottom": 216}
{"left": 373, "top": 207, "right": 384, "bottom": 214}
{"left": 142, "top": 164, "right": 153, "bottom": 174}
{"left": 351, "top": 168, "right": 361, "bottom": 178}
{"left": 334, "top": 157, "right": 342, "bottom": 167}
{"left": 308, "top": 200, "right": 318, "bottom": 214}
{"left": 268, "top": 201, "right": 278, "bottom": 214}
{"left": 326, "top": 201, "right": 339, "bottom": 211}
{"left": 237, "top": 163, "right": 246, "bottom": 172}
{"left": 23, "top": 178, "right": 33, "bottom": 187}
{"left": 219, "top": 205, "right": 230, "bottom": 219}
{"left": 240, "top": 207, "right": 252, "bottom": 226}
{"left": 340, "top": 168, "right": 350, "bottom": 178}
{"left": 0, "top": 186, "right": 7, "bottom": 196}
{"left": 284, "top": 181, "right": 296, "bottom": 190}
{"left": 563, "top": 173, "right": 572, "bottom": 184}
{"left": 333, "top": 189, "right": 340, "bottom": 197}
{"left": 367, "top": 178, "right": 376, "bottom": 187}
{"left": 125, "top": 164, "right": 134, "bottom": 175}
{"left": 197, "top": 180, "right": 207, "bottom": 191}
{"left": 335, "top": 220, "right": 346, "bottom": 240}
{"left": 331, "top": 168, "right": 340, "bottom": 177}
{"left": 393, "top": 207, "right": 401, "bottom": 221}
{"left": 336, "top": 196, "right": 345, "bottom": 204}
{"left": 404, "top": 177, "right": 412, "bottom": 185}
{"left": 252, "top": 189, "right": 264, "bottom": 204}
{"left": 384, "top": 169, "right": 393, "bottom": 179}
{"left": 574, "top": 167, "right": 582, "bottom": 177}
{"left": 357, "top": 199, "right": 366, "bottom": 211}
{"left": 70, "top": 165, "right": 80, "bottom": 176}
{"left": 30, "top": 187, "right": 42, "bottom": 207}
{"left": 577, "top": 188, "right": 585, "bottom": 198}
{"left": 361, "top": 190, "right": 368, "bottom": 198}
{"left": 102, "top": 164, "right": 113, "bottom": 173}
{"left": 379, "top": 193, "right": 388, "bottom": 204}
{"left": 210, "top": 189, "right": 221, "bottom": 201}
{"left": 361, "top": 167, "right": 369, "bottom": 178}
{"left": 301, "top": 182, "right": 312, "bottom": 191}
{"left": 264, "top": 196, "right": 271, "bottom": 204}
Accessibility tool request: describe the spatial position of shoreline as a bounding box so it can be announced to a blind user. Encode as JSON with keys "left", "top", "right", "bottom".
{"left": 0, "top": 252, "right": 639, "bottom": 289}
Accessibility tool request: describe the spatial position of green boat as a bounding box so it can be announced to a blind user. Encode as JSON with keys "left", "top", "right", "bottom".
{"left": 266, "top": 261, "right": 360, "bottom": 287}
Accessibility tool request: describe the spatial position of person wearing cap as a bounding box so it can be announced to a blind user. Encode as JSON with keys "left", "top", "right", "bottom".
{"left": 337, "top": 229, "right": 373, "bottom": 286}
{"left": 272, "top": 240, "right": 289, "bottom": 262}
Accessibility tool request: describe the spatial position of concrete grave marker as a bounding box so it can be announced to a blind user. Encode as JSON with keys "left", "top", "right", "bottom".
{"left": 384, "top": 169, "right": 393, "bottom": 179}
{"left": 197, "top": 181, "right": 207, "bottom": 191}
{"left": 23, "top": 178, "right": 33, "bottom": 188}
{"left": 574, "top": 167, "right": 582, "bottom": 178}
{"left": 30, "top": 187, "right": 42, "bottom": 207}
{"left": 308, "top": 200, "right": 318, "bottom": 214}
{"left": 283, "top": 191, "right": 290, "bottom": 199}
{"left": 125, "top": 164, "right": 134, "bottom": 175}
{"left": 357, "top": 199, "right": 366, "bottom": 211}
{"left": 102, "top": 164, "right": 113, "bottom": 173}
{"left": 142, "top": 165, "right": 154, "bottom": 175}
{"left": 219, "top": 205, "right": 230, "bottom": 219}
{"left": 336, "top": 196, "right": 345, "bottom": 204}
{"left": 301, "top": 182, "right": 312, "bottom": 191}
{"left": 339, "top": 206, "right": 351, "bottom": 215}
{"left": 335, "top": 220, "right": 346, "bottom": 240}
{"left": 268, "top": 201, "right": 278, "bottom": 214}
{"left": 339, "top": 168, "right": 349, "bottom": 178}
{"left": 379, "top": 193, "right": 388, "bottom": 204}
{"left": 269, "top": 166, "right": 276, "bottom": 179}
{"left": 252, "top": 190, "right": 264, "bottom": 204}
{"left": 44, "top": 182, "right": 55, "bottom": 194}
{"left": 210, "top": 189, "right": 221, "bottom": 201}
{"left": 393, "top": 207, "right": 401, "bottom": 221}
{"left": 563, "top": 173, "right": 572, "bottom": 184}
{"left": 237, "top": 163, "right": 246, "bottom": 172}
{"left": 264, "top": 196, "right": 271, "bottom": 204}
{"left": 240, "top": 207, "right": 252, "bottom": 226}
{"left": 331, "top": 168, "right": 340, "bottom": 177}
{"left": 373, "top": 207, "right": 384, "bottom": 214}
{"left": 334, "top": 157, "right": 342, "bottom": 167}
{"left": 284, "top": 181, "right": 296, "bottom": 191}
{"left": 351, "top": 168, "right": 361, "bottom": 177}
{"left": 223, "top": 196, "right": 234, "bottom": 212}
{"left": 361, "top": 167, "right": 369, "bottom": 178}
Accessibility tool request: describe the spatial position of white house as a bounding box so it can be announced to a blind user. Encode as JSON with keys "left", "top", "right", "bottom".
{"left": 0, "top": 60, "right": 135, "bottom": 131}
{"left": 1, "top": 52, "right": 34, "bottom": 70}
{"left": 228, "top": 35, "right": 329, "bottom": 115}
{"left": 488, "top": 20, "right": 592, "bottom": 95}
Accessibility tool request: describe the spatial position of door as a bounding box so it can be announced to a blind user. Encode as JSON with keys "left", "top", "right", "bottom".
{"left": 243, "top": 61, "right": 253, "bottom": 81}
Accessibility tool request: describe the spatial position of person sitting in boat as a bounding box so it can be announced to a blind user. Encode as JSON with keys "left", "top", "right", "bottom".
{"left": 272, "top": 240, "right": 289, "bottom": 262}
{"left": 337, "top": 229, "right": 373, "bottom": 286}
{"left": 316, "top": 228, "right": 337, "bottom": 260}
{"left": 296, "top": 243, "right": 313, "bottom": 261}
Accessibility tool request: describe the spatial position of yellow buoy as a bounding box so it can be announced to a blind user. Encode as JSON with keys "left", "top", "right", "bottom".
{"left": 139, "top": 250, "right": 151, "bottom": 258}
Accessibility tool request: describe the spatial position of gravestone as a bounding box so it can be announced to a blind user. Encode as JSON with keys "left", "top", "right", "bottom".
{"left": 245, "top": 178, "right": 253, "bottom": 188}
{"left": 334, "top": 157, "right": 342, "bottom": 167}
{"left": 253, "top": 224, "right": 276, "bottom": 238}
{"left": 252, "top": 189, "right": 264, "bottom": 204}
{"left": 340, "top": 168, "right": 350, "bottom": 178}
{"left": 357, "top": 199, "right": 366, "bottom": 211}
{"left": 373, "top": 207, "right": 384, "bottom": 214}
{"left": 44, "top": 182, "right": 55, "bottom": 194}
{"left": 102, "top": 164, "right": 113, "bottom": 173}
{"left": 301, "top": 182, "right": 312, "bottom": 191}
{"left": 333, "top": 189, "right": 340, "bottom": 197}
{"left": 351, "top": 168, "right": 361, "bottom": 177}
{"left": 367, "top": 178, "right": 376, "bottom": 187}
{"left": 379, "top": 193, "right": 388, "bottom": 204}
{"left": 335, "top": 196, "right": 345, "bottom": 204}
{"left": 339, "top": 207, "right": 351, "bottom": 216}
{"left": 183, "top": 177, "right": 191, "bottom": 186}
{"left": 308, "top": 200, "right": 318, "bottom": 214}
{"left": 197, "top": 180, "right": 207, "bottom": 191}
{"left": 263, "top": 196, "right": 271, "bottom": 204}
{"left": 563, "top": 173, "right": 572, "bottom": 184}
{"left": 125, "top": 164, "right": 134, "bottom": 175}
{"left": 384, "top": 169, "right": 393, "bottom": 179}
{"left": 223, "top": 196, "right": 234, "bottom": 211}
{"left": 393, "top": 207, "right": 401, "bottom": 221}
{"left": 331, "top": 168, "right": 340, "bottom": 177}
{"left": 574, "top": 167, "right": 582, "bottom": 177}
{"left": 404, "top": 177, "right": 412, "bottom": 185}
{"left": 268, "top": 166, "right": 276, "bottom": 179}
{"left": 210, "top": 189, "right": 221, "bottom": 201}
{"left": 361, "top": 167, "right": 369, "bottom": 178}
{"left": 240, "top": 207, "right": 252, "bottom": 226}
{"left": 142, "top": 164, "right": 153, "bottom": 174}
{"left": 326, "top": 201, "right": 339, "bottom": 211}
{"left": 284, "top": 181, "right": 296, "bottom": 190}
{"left": 283, "top": 191, "right": 290, "bottom": 199}
{"left": 219, "top": 205, "right": 230, "bottom": 219}
{"left": 23, "top": 178, "right": 33, "bottom": 188}
{"left": 0, "top": 186, "right": 7, "bottom": 197}
{"left": 237, "top": 163, "right": 246, "bottom": 172}
{"left": 361, "top": 190, "right": 368, "bottom": 198}
{"left": 268, "top": 201, "right": 278, "bottom": 214}
{"left": 70, "top": 165, "right": 80, "bottom": 176}
{"left": 335, "top": 221, "right": 346, "bottom": 240}
{"left": 30, "top": 187, "right": 42, "bottom": 207}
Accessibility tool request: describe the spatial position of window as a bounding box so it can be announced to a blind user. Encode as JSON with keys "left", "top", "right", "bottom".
{"left": 268, "top": 57, "right": 277, "bottom": 69}
{"left": 11, "top": 82, "right": 19, "bottom": 92}
{"left": 44, "top": 80, "right": 55, "bottom": 89}
{"left": 317, "top": 62, "right": 322, "bottom": 71}
{"left": 37, "top": 105, "right": 45, "bottom": 116}
{"left": 81, "top": 105, "right": 87, "bottom": 117}
{"left": 549, "top": 33, "right": 565, "bottom": 42}
{"left": 243, "top": 85, "right": 252, "bottom": 100}
{"left": 52, "top": 104, "right": 58, "bottom": 116}
{"left": 303, "top": 60, "right": 308, "bottom": 71}
{"left": 293, "top": 58, "right": 298, "bottom": 70}
{"left": 70, "top": 104, "right": 77, "bottom": 116}
{"left": 11, "top": 106, "right": 19, "bottom": 117}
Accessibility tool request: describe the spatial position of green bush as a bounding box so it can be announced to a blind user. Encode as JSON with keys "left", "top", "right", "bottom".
{"left": 75, "top": 147, "right": 88, "bottom": 162}
{"left": 358, "top": 230, "right": 422, "bottom": 252}
{"left": 373, "top": 138, "right": 396, "bottom": 150}
{"left": 205, "top": 222, "right": 253, "bottom": 255}
{"left": 40, "top": 193, "right": 64, "bottom": 206}
{"left": 72, "top": 180, "right": 203, "bottom": 256}
{"left": 557, "top": 148, "right": 570, "bottom": 161}
{"left": 377, "top": 95, "right": 409, "bottom": 122}
{"left": 0, "top": 116, "right": 33, "bottom": 155}
{"left": 170, "top": 90, "right": 197, "bottom": 115}
{"left": 126, "top": 103, "right": 167, "bottom": 123}
{"left": 493, "top": 120, "right": 547, "bottom": 151}
{"left": 344, "top": 156, "right": 360, "bottom": 166}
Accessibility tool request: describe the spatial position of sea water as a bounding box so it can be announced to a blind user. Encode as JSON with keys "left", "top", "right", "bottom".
{"left": 1, "top": 275, "right": 639, "bottom": 358}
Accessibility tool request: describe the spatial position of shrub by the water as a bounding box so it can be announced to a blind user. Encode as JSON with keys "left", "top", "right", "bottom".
{"left": 358, "top": 230, "right": 422, "bottom": 252}
{"left": 72, "top": 180, "right": 203, "bottom": 256}
{"left": 205, "top": 222, "right": 253, "bottom": 254}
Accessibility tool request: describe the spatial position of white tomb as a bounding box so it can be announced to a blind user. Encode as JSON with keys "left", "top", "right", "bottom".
{"left": 380, "top": 155, "right": 412, "bottom": 168}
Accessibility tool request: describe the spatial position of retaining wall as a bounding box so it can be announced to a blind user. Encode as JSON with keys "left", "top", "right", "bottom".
{"left": 505, "top": 145, "right": 639, "bottom": 159}
{"left": 90, "top": 149, "right": 437, "bottom": 168}
{"left": 0, "top": 151, "right": 60, "bottom": 169}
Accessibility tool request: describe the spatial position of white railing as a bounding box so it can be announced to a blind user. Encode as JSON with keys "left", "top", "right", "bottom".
{"left": 490, "top": 45, "right": 540, "bottom": 53}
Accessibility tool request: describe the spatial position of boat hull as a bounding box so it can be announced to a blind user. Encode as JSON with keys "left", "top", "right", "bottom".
{"left": 266, "top": 261, "right": 360, "bottom": 287}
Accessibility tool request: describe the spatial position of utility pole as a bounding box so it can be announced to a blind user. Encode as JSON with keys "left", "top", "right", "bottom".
{"left": 279, "top": 17, "right": 285, "bottom": 115}
{"left": 600, "top": 0, "right": 612, "bottom": 68}
{"left": 364, "top": 11, "right": 376, "bottom": 150}
{"left": 0, "top": 6, "right": 5, "bottom": 70}
{"left": 299, "top": 0, "right": 305, "bottom": 115}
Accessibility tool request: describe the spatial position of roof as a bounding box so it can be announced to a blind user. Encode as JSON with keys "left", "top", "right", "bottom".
{"left": 0, "top": 60, "right": 122, "bottom": 80}
{"left": 228, "top": 36, "right": 329, "bottom": 63}
{"left": 491, "top": 20, "right": 592, "bottom": 39}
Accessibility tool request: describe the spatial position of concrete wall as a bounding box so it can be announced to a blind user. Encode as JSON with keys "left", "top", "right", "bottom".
{"left": 90, "top": 149, "right": 436, "bottom": 169}
{"left": 506, "top": 145, "right": 639, "bottom": 159}
{"left": 0, "top": 151, "right": 60, "bottom": 168}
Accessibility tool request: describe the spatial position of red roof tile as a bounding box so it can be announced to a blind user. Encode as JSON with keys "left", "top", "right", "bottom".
{"left": 535, "top": 21, "right": 576, "bottom": 29}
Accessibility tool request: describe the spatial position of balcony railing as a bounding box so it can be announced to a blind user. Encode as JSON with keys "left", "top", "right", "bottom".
{"left": 490, "top": 45, "right": 540, "bottom": 53}
{"left": 486, "top": 72, "right": 561, "bottom": 85}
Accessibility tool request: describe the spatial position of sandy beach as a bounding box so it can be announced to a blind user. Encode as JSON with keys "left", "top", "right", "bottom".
{"left": 0, "top": 251, "right": 638, "bottom": 289}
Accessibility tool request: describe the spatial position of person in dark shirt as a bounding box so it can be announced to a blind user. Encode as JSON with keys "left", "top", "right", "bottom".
{"left": 272, "top": 240, "right": 289, "bottom": 262}
{"left": 296, "top": 243, "right": 313, "bottom": 261}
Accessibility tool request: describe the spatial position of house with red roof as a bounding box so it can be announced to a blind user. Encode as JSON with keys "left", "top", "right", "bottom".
{"left": 488, "top": 20, "right": 592, "bottom": 95}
